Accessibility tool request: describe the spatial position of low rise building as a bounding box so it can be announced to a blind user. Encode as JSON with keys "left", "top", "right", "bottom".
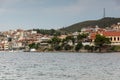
{"left": 111, "top": 22, "right": 120, "bottom": 30}
{"left": 90, "top": 31, "right": 120, "bottom": 45}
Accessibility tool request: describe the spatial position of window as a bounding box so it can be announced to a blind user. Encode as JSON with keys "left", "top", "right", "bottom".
{"left": 114, "top": 37, "right": 116, "bottom": 41}
{"left": 110, "top": 37, "right": 112, "bottom": 41}
{"left": 118, "top": 37, "right": 120, "bottom": 41}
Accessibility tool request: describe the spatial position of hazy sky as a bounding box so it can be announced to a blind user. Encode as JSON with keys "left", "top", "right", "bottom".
{"left": 0, "top": 0, "right": 120, "bottom": 31}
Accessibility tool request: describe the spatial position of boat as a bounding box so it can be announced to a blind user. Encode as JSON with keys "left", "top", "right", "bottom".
{"left": 30, "top": 48, "right": 36, "bottom": 52}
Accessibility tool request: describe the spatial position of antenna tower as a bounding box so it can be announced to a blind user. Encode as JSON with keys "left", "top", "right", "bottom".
{"left": 103, "top": 8, "right": 105, "bottom": 18}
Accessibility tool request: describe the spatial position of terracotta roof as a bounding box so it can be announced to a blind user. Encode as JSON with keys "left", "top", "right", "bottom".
{"left": 18, "top": 38, "right": 37, "bottom": 42}
{"left": 90, "top": 33, "right": 97, "bottom": 40}
{"left": 103, "top": 31, "right": 120, "bottom": 36}
{"left": 90, "top": 31, "right": 120, "bottom": 40}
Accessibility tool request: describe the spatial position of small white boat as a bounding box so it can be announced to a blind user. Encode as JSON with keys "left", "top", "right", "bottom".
{"left": 30, "top": 48, "right": 36, "bottom": 52}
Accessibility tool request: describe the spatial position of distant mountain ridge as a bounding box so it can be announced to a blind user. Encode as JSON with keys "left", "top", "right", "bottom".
{"left": 60, "top": 17, "right": 120, "bottom": 32}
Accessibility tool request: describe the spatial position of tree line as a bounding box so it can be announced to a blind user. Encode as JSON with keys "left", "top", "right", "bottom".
{"left": 33, "top": 29, "right": 61, "bottom": 36}
{"left": 29, "top": 33, "right": 112, "bottom": 52}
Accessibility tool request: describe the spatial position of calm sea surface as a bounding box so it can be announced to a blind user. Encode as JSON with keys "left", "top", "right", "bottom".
{"left": 0, "top": 52, "right": 120, "bottom": 80}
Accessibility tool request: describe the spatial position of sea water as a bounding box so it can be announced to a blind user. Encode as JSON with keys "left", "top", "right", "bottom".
{"left": 0, "top": 52, "right": 119, "bottom": 80}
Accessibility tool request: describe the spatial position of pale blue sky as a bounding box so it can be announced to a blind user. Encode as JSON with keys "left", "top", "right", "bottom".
{"left": 0, "top": 0, "right": 120, "bottom": 31}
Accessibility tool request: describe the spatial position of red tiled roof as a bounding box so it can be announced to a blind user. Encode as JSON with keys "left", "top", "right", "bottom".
{"left": 18, "top": 38, "right": 37, "bottom": 42}
{"left": 103, "top": 31, "right": 120, "bottom": 36}
{"left": 89, "top": 31, "right": 120, "bottom": 40}
{"left": 90, "top": 33, "right": 97, "bottom": 40}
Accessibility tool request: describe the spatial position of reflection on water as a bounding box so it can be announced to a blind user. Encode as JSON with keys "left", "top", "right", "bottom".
{"left": 0, "top": 52, "right": 120, "bottom": 80}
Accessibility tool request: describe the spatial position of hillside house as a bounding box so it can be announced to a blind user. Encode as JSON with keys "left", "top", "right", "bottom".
{"left": 111, "top": 22, "right": 120, "bottom": 31}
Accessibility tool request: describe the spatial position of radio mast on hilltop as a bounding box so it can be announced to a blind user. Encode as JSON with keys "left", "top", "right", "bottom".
{"left": 103, "top": 8, "right": 106, "bottom": 18}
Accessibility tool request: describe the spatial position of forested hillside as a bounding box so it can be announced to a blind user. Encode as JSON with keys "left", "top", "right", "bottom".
{"left": 60, "top": 17, "right": 120, "bottom": 32}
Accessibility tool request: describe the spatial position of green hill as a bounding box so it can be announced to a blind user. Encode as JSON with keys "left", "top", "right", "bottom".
{"left": 60, "top": 17, "right": 120, "bottom": 32}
